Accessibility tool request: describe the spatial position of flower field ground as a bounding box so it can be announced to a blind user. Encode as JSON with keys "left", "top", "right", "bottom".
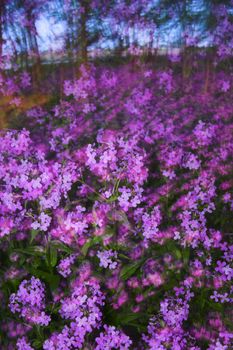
{"left": 0, "top": 54, "right": 233, "bottom": 349}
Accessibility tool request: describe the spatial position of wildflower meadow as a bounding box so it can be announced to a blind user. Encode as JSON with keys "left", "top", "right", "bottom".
{"left": 0, "top": 1, "right": 233, "bottom": 349}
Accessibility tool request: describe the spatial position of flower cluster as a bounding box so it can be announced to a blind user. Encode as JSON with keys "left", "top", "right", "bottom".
{"left": 44, "top": 279, "right": 105, "bottom": 349}
{"left": 97, "top": 249, "right": 118, "bottom": 269}
{"left": 9, "top": 277, "right": 51, "bottom": 326}
{"left": 95, "top": 325, "right": 132, "bottom": 350}
{"left": 57, "top": 254, "right": 77, "bottom": 277}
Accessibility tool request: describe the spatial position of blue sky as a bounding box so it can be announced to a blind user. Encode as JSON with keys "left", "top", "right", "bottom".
{"left": 36, "top": 15, "right": 65, "bottom": 51}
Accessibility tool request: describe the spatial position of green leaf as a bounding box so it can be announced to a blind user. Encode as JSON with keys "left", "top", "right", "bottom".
{"left": 30, "top": 229, "right": 40, "bottom": 244}
{"left": 27, "top": 267, "right": 60, "bottom": 291}
{"left": 106, "top": 194, "right": 119, "bottom": 203}
{"left": 183, "top": 247, "right": 190, "bottom": 266}
{"left": 50, "top": 246, "right": 58, "bottom": 267}
{"left": 14, "top": 246, "right": 45, "bottom": 256}
{"left": 118, "top": 253, "right": 130, "bottom": 260}
{"left": 174, "top": 248, "right": 182, "bottom": 259}
{"left": 32, "top": 340, "right": 43, "bottom": 349}
{"left": 120, "top": 260, "right": 143, "bottom": 280}
{"left": 51, "top": 240, "right": 73, "bottom": 254}
{"left": 81, "top": 236, "right": 102, "bottom": 256}
{"left": 117, "top": 312, "right": 143, "bottom": 324}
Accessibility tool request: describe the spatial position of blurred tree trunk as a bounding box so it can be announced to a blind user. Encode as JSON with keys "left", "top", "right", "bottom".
{"left": 23, "top": 2, "right": 41, "bottom": 87}
{"left": 79, "top": 0, "right": 89, "bottom": 64}
{"left": 182, "top": 47, "right": 192, "bottom": 81}
{"left": 21, "top": 29, "right": 29, "bottom": 70}
{"left": 203, "top": 49, "right": 215, "bottom": 94}
{"left": 27, "top": 25, "right": 41, "bottom": 88}
{"left": 0, "top": 1, "right": 4, "bottom": 59}
{"left": 181, "top": 1, "right": 188, "bottom": 84}
{"left": 0, "top": 1, "right": 5, "bottom": 129}
{"left": 203, "top": 56, "right": 210, "bottom": 94}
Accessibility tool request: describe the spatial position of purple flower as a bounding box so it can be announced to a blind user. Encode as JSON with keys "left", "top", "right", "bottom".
{"left": 9, "top": 277, "right": 51, "bottom": 326}
{"left": 95, "top": 325, "right": 132, "bottom": 350}
{"left": 97, "top": 250, "right": 118, "bottom": 270}
{"left": 16, "top": 337, "right": 34, "bottom": 350}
